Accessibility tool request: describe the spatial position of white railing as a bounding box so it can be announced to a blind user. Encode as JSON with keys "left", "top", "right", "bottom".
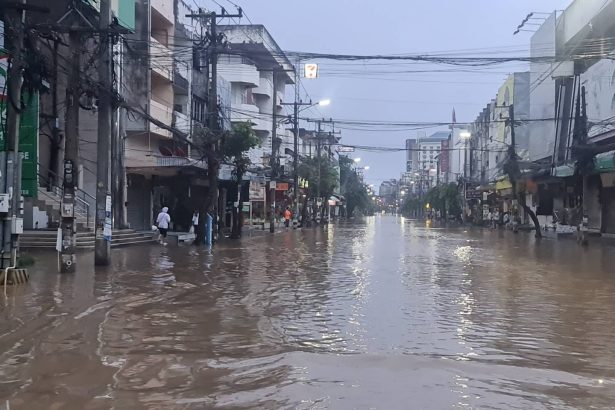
{"left": 150, "top": 99, "right": 173, "bottom": 138}
{"left": 150, "top": 36, "right": 173, "bottom": 81}
{"left": 155, "top": 156, "right": 207, "bottom": 169}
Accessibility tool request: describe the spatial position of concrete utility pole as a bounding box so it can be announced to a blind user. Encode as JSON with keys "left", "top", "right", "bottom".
{"left": 95, "top": 0, "right": 113, "bottom": 265}
{"left": 59, "top": 30, "right": 82, "bottom": 273}
{"left": 186, "top": 7, "right": 242, "bottom": 242}
{"left": 292, "top": 69, "right": 300, "bottom": 222}
{"left": 1, "top": 1, "right": 26, "bottom": 270}
{"left": 111, "top": 39, "right": 127, "bottom": 229}
{"left": 316, "top": 121, "right": 322, "bottom": 204}
{"left": 269, "top": 72, "right": 278, "bottom": 233}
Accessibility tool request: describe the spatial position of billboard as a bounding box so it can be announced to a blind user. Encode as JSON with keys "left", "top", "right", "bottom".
{"left": 249, "top": 181, "right": 265, "bottom": 201}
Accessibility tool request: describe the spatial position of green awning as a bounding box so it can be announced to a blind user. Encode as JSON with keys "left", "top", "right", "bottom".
{"left": 594, "top": 151, "right": 615, "bottom": 172}
{"left": 552, "top": 164, "right": 575, "bottom": 177}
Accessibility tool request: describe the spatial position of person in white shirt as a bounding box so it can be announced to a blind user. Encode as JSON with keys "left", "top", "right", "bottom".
{"left": 156, "top": 207, "right": 171, "bottom": 245}
{"left": 191, "top": 211, "right": 199, "bottom": 234}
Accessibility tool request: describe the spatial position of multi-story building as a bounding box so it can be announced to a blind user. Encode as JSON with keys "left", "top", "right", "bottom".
{"left": 218, "top": 25, "right": 295, "bottom": 175}
{"left": 406, "top": 131, "right": 450, "bottom": 190}
{"left": 470, "top": 102, "right": 494, "bottom": 186}
{"left": 122, "top": 0, "right": 210, "bottom": 231}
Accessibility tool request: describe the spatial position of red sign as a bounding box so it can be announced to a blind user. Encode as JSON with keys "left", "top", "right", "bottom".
{"left": 276, "top": 182, "right": 289, "bottom": 191}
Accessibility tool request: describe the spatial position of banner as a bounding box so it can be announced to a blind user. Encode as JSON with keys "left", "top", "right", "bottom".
{"left": 249, "top": 181, "right": 265, "bottom": 201}
{"left": 0, "top": 44, "right": 39, "bottom": 198}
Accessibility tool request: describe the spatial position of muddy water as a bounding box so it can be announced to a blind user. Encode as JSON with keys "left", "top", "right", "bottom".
{"left": 2, "top": 216, "right": 615, "bottom": 409}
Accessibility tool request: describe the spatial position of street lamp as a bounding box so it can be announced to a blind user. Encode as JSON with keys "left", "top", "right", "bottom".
{"left": 354, "top": 157, "right": 362, "bottom": 163}
{"left": 460, "top": 131, "right": 472, "bottom": 140}
{"left": 318, "top": 99, "right": 331, "bottom": 106}
{"left": 363, "top": 166, "right": 370, "bottom": 170}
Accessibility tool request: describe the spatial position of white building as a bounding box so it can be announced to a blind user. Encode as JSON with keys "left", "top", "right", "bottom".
{"left": 407, "top": 131, "right": 449, "bottom": 189}
{"left": 218, "top": 25, "right": 295, "bottom": 173}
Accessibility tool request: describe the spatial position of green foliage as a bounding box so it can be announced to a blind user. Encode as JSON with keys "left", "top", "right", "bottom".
{"left": 339, "top": 156, "right": 370, "bottom": 216}
{"left": 402, "top": 182, "right": 461, "bottom": 218}
{"left": 298, "top": 156, "right": 339, "bottom": 199}
{"left": 222, "top": 122, "right": 260, "bottom": 181}
{"left": 17, "top": 254, "right": 35, "bottom": 268}
{"left": 402, "top": 197, "right": 422, "bottom": 214}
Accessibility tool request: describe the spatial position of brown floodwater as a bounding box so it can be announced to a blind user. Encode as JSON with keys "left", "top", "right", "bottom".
{"left": 2, "top": 216, "right": 615, "bottom": 409}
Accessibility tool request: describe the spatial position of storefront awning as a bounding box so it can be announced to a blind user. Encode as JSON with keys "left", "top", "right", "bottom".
{"left": 594, "top": 150, "right": 615, "bottom": 172}
{"left": 552, "top": 164, "right": 575, "bottom": 178}
{"left": 495, "top": 178, "right": 512, "bottom": 191}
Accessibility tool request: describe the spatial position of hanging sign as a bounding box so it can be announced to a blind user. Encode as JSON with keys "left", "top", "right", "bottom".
{"left": 304, "top": 63, "right": 319, "bottom": 79}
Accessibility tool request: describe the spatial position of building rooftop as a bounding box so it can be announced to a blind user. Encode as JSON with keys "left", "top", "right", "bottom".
{"left": 219, "top": 24, "right": 295, "bottom": 83}
{"left": 427, "top": 131, "right": 451, "bottom": 140}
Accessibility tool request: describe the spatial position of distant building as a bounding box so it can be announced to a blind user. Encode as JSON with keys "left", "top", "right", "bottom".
{"left": 405, "top": 131, "right": 450, "bottom": 190}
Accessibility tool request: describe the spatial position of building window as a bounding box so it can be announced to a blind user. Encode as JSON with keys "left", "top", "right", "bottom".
{"left": 192, "top": 96, "right": 206, "bottom": 124}
{"left": 193, "top": 48, "right": 202, "bottom": 72}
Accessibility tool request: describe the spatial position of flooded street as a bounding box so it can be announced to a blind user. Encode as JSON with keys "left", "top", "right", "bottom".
{"left": 2, "top": 216, "right": 615, "bottom": 409}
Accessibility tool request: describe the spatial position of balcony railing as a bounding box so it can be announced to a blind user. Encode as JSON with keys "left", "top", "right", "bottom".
{"left": 156, "top": 156, "right": 207, "bottom": 169}
{"left": 150, "top": 36, "right": 173, "bottom": 81}
{"left": 173, "top": 111, "right": 190, "bottom": 135}
{"left": 150, "top": 99, "right": 173, "bottom": 138}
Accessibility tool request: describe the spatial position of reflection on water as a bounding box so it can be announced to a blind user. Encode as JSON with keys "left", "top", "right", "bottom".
{"left": 2, "top": 216, "right": 615, "bottom": 408}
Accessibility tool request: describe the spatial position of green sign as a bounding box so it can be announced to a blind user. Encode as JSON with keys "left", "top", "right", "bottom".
{"left": 1, "top": 40, "right": 39, "bottom": 198}
{"left": 0, "top": 49, "right": 39, "bottom": 198}
{"left": 19, "top": 93, "right": 39, "bottom": 198}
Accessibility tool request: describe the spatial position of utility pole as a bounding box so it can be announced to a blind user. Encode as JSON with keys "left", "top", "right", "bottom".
{"left": 59, "top": 30, "right": 81, "bottom": 273}
{"left": 270, "top": 72, "right": 277, "bottom": 233}
{"left": 280, "top": 92, "right": 313, "bottom": 224}
{"left": 316, "top": 121, "right": 322, "bottom": 207}
{"left": 463, "top": 136, "right": 468, "bottom": 221}
{"left": 292, "top": 65, "right": 300, "bottom": 222}
{"left": 95, "top": 0, "right": 113, "bottom": 265}
{"left": 186, "top": 7, "right": 242, "bottom": 242}
{"left": 111, "top": 39, "right": 127, "bottom": 229}
{"left": 508, "top": 104, "right": 517, "bottom": 199}
{"left": 1, "top": 1, "right": 26, "bottom": 270}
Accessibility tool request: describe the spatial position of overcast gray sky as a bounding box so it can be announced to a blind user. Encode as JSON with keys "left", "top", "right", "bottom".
{"left": 215, "top": 0, "right": 572, "bottom": 186}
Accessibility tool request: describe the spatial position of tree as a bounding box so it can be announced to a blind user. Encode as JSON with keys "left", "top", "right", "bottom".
{"left": 298, "top": 156, "right": 339, "bottom": 223}
{"left": 502, "top": 147, "right": 542, "bottom": 237}
{"left": 401, "top": 197, "right": 422, "bottom": 216}
{"left": 339, "top": 156, "right": 370, "bottom": 217}
{"left": 402, "top": 183, "right": 461, "bottom": 220}
{"left": 222, "top": 122, "right": 260, "bottom": 239}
